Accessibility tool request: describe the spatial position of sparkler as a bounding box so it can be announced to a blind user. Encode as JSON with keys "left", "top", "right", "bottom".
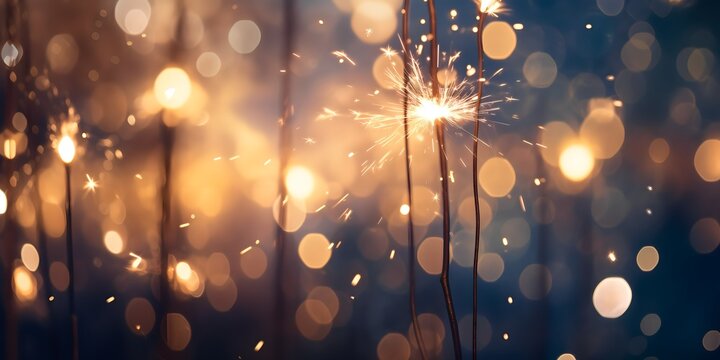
{"left": 57, "top": 134, "right": 79, "bottom": 360}
{"left": 400, "top": 1, "right": 427, "bottom": 358}
{"left": 472, "top": 1, "right": 502, "bottom": 358}
{"left": 426, "top": 1, "right": 462, "bottom": 358}
{"left": 275, "top": 0, "right": 296, "bottom": 356}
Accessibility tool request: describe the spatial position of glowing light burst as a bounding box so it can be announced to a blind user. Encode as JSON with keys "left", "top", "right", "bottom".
{"left": 83, "top": 174, "right": 99, "bottom": 192}
{"left": 476, "top": 0, "right": 504, "bottom": 16}
{"left": 355, "top": 49, "right": 500, "bottom": 173}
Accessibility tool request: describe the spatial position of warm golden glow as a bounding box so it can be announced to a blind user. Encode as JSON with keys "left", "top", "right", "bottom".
{"left": 412, "top": 98, "right": 451, "bottom": 124}
{"left": 477, "top": 0, "right": 503, "bottom": 15}
{"left": 559, "top": 143, "right": 594, "bottom": 182}
{"left": 482, "top": 21, "right": 516, "bottom": 60}
{"left": 58, "top": 135, "right": 76, "bottom": 164}
{"left": 636, "top": 246, "right": 659, "bottom": 272}
{"left": 286, "top": 166, "right": 315, "bottom": 199}
{"left": 154, "top": 67, "right": 192, "bottom": 109}
{"left": 175, "top": 261, "right": 193, "bottom": 281}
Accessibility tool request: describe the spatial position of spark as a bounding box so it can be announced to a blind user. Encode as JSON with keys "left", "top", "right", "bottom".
{"left": 389, "top": 250, "right": 396, "bottom": 259}
{"left": 507, "top": 296, "right": 513, "bottom": 304}
{"left": 380, "top": 46, "right": 398, "bottom": 58}
{"left": 84, "top": 174, "right": 99, "bottom": 192}
{"left": 332, "top": 50, "right": 357, "bottom": 66}
{"left": 135, "top": 173, "right": 143, "bottom": 180}
{"left": 316, "top": 107, "right": 339, "bottom": 121}
{"left": 254, "top": 340, "right": 264, "bottom": 352}
{"left": 351, "top": 274, "right": 362, "bottom": 287}
{"left": 129, "top": 253, "right": 142, "bottom": 269}
{"left": 332, "top": 193, "right": 349, "bottom": 208}
{"left": 241, "top": 246, "right": 253, "bottom": 255}
{"left": 179, "top": 223, "right": 190, "bottom": 228}
{"left": 476, "top": 0, "right": 504, "bottom": 16}
{"left": 355, "top": 48, "right": 484, "bottom": 166}
{"left": 519, "top": 195, "right": 526, "bottom": 212}
{"left": 304, "top": 137, "right": 316, "bottom": 144}
{"left": 339, "top": 208, "right": 352, "bottom": 222}
{"left": 106, "top": 296, "right": 115, "bottom": 303}
{"left": 503, "top": 333, "right": 509, "bottom": 341}
{"left": 49, "top": 296, "right": 55, "bottom": 302}
{"left": 608, "top": 252, "right": 617, "bottom": 262}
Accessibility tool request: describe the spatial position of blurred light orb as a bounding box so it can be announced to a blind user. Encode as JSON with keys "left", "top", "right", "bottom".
{"left": 523, "top": 52, "right": 557, "bottom": 88}
{"left": 46, "top": 34, "right": 79, "bottom": 74}
{"left": 519, "top": 264, "right": 552, "bottom": 300}
{"left": 418, "top": 237, "right": 444, "bottom": 275}
{"left": 165, "top": 313, "right": 192, "bottom": 351}
{"left": 704, "top": 330, "right": 720, "bottom": 351}
{"left": 1, "top": 41, "right": 23, "bottom": 67}
{"left": 175, "top": 261, "right": 193, "bottom": 281}
{"left": 228, "top": 20, "right": 261, "bottom": 54}
{"left": 593, "top": 277, "right": 632, "bottom": 318}
{"left": 298, "top": 233, "right": 332, "bottom": 269}
{"left": 597, "top": 0, "right": 624, "bottom": 16}
{"left": 377, "top": 333, "right": 411, "bottom": 360}
{"left": 115, "top": 0, "right": 151, "bottom": 35}
{"left": 125, "top": 297, "right": 155, "bottom": 335}
{"left": 648, "top": 138, "right": 670, "bottom": 163}
{"left": 240, "top": 247, "right": 267, "bottom": 279}
{"left": 479, "top": 157, "right": 516, "bottom": 198}
{"left": 399, "top": 204, "right": 410, "bottom": 216}
{"left": 640, "top": 313, "right": 661, "bottom": 336}
{"left": 580, "top": 109, "right": 625, "bottom": 159}
{"left": 694, "top": 139, "right": 720, "bottom": 182}
{"left": 559, "top": 144, "right": 594, "bottom": 182}
{"left": 351, "top": 1, "right": 396, "bottom": 44}
{"left": 12, "top": 266, "right": 36, "bottom": 302}
{"left": 196, "top": 51, "right": 222, "bottom": 77}
{"left": 58, "top": 135, "right": 76, "bottom": 164}
{"left": 286, "top": 166, "right": 314, "bottom": 200}
{"left": 477, "top": 253, "right": 504, "bottom": 282}
{"left": 103, "top": 230, "right": 125, "bottom": 255}
{"left": 690, "top": 218, "right": 720, "bottom": 254}
{"left": 636, "top": 246, "right": 659, "bottom": 272}
{"left": 557, "top": 354, "right": 576, "bottom": 360}
{"left": 372, "top": 53, "right": 403, "bottom": 89}
{"left": 154, "top": 67, "right": 191, "bottom": 109}
{"left": 482, "top": 21, "right": 516, "bottom": 60}
{"left": 20, "top": 244, "right": 39, "bottom": 272}
{"left": 0, "top": 189, "right": 6, "bottom": 214}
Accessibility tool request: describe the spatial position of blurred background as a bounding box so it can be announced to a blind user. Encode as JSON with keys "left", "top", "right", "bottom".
{"left": 1, "top": 0, "right": 719, "bottom": 359}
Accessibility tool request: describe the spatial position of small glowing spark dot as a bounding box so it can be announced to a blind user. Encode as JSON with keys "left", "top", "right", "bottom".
{"left": 389, "top": 250, "right": 396, "bottom": 259}
{"left": 646, "top": 209, "right": 653, "bottom": 215}
{"left": 513, "top": 23, "right": 524, "bottom": 30}
{"left": 58, "top": 135, "right": 76, "bottom": 164}
{"left": 179, "top": 223, "right": 190, "bottom": 229}
{"left": 106, "top": 296, "right": 115, "bottom": 303}
{"left": 318, "top": 20, "right": 324, "bottom": 25}
{"left": 240, "top": 246, "right": 252, "bottom": 255}
{"left": 503, "top": 333, "right": 509, "bottom": 341}
{"left": 450, "top": 9, "right": 458, "bottom": 18}
{"left": 399, "top": 204, "right": 410, "bottom": 215}
{"left": 49, "top": 296, "right": 55, "bottom": 302}
{"left": 451, "top": 24, "right": 459, "bottom": 32}
{"left": 254, "top": 340, "right": 264, "bottom": 352}
{"left": 351, "top": 274, "right": 362, "bottom": 287}
{"left": 84, "top": 174, "right": 99, "bottom": 192}
{"left": 559, "top": 144, "right": 595, "bottom": 182}
{"left": 647, "top": 186, "right": 653, "bottom": 191}
{"left": 135, "top": 173, "right": 143, "bottom": 180}
{"left": 502, "top": 237, "right": 509, "bottom": 246}
{"left": 534, "top": 178, "right": 541, "bottom": 186}
{"left": 608, "top": 252, "right": 617, "bottom": 262}
{"left": 585, "top": 23, "right": 593, "bottom": 29}
{"left": 507, "top": 296, "right": 513, "bottom": 304}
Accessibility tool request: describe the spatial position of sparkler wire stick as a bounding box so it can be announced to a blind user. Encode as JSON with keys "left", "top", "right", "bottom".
{"left": 64, "top": 162, "right": 79, "bottom": 360}
{"left": 472, "top": 9, "right": 487, "bottom": 360}
{"left": 426, "top": 1, "right": 462, "bottom": 358}
{"left": 157, "top": 1, "right": 184, "bottom": 355}
{"left": 401, "top": 1, "right": 427, "bottom": 359}
{"left": 274, "top": 0, "right": 296, "bottom": 356}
